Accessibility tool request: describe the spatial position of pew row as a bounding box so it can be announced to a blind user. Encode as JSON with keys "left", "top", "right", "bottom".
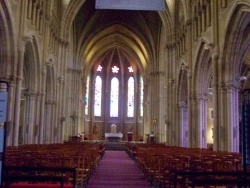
{"left": 4, "top": 166, "right": 76, "bottom": 188}
{"left": 125, "top": 143, "right": 247, "bottom": 187}
{"left": 4, "top": 142, "right": 105, "bottom": 187}
{"left": 174, "top": 171, "right": 250, "bottom": 188}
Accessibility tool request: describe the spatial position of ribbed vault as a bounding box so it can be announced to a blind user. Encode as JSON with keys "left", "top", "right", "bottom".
{"left": 71, "top": 0, "right": 163, "bottom": 72}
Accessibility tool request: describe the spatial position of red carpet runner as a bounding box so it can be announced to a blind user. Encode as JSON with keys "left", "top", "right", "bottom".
{"left": 87, "top": 150, "right": 152, "bottom": 188}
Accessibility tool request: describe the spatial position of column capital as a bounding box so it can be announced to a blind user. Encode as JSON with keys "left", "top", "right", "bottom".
{"left": 150, "top": 70, "right": 165, "bottom": 76}
{"left": 58, "top": 76, "right": 65, "bottom": 82}
{"left": 25, "top": 91, "right": 38, "bottom": 100}
{"left": 178, "top": 101, "right": 188, "bottom": 109}
{"left": 224, "top": 80, "right": 241, "bottom": 90}
{"left": 195, "top": 94, "right": 208, "bottom": 102}
{"left": 58, "top": 37, "right": 69, "bottom": 46}
{"left": 219, "top": 80, "right": 241, "bottom": 92}
{"left": 212, "top": 46, "right": 220, "bottom": 59}
{"left": 45, "top": 100, "right": 53, "bottom": 105}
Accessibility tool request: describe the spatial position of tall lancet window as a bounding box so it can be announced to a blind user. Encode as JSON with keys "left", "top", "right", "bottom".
{"left": 127, "top": 66, "right": 134, "bottom": 117}
{"left": 94, "top": 65, "right": 103, "bottom": 116}
{"left": 85, "top": 76, "right": 90, "bottom": 115}
{"left": 110, "top": 65, "right": 119, "bottom": 117}
{"left": 140, "top": 77, "right": 144, "bottom": 116}
{"left": 127, "top": 77, "right": 134, "bottom": 117}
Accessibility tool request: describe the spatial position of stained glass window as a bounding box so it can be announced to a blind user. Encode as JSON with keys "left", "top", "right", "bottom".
{"left": 112, "top": 66, "right": 119, "bottom": 73}
{"left": 84, "top": 76, "right": 90, "bottom": 115}
{"left": 110, "top": 77, "right": 119, "bottom": 117}
{"left": 97, "top": 65, "right": 102, "bottom": 72}
{"left": 128, "top": 66, "right": 133, "bottom": 72}
{"left": 140, "top": 77, "right": 144, "bottom": 116}
{"left": 127, "top": 77, "right": 134, "bottom": 117}
{"left": 94, "top": 76, "right": 102, "bottom": 116}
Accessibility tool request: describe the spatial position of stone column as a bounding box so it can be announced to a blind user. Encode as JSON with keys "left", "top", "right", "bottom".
{"left": 186, "top": 19, "right": 193, "bottom": 148}
{"left": 149, "top": 70, "right": 164, "bottom": 142}
{"left": 13, "top": 75, "right": 21, "bottom": 145}
{"left": 13, "top": 37, "right": 29, "bottom": 146}
{"left": 196, "top": 95, "right": 208, "bottom": 148}
{"left": 39, "top": 66, "right": 46, "bottom": 144}
{"left": 57, "top": 76, "right": 64, "bottom": 143}
{"left": 34, "top": 92, "right": 41, "bottom": 144}
{"left": 212, "top": 48, "right": 219, "bottom": 150}
{"left": 25, "top": 90, "right": 36, "bottom": 144}
{"left": 218, "top": 82, "right": 226, "bottom": 150}
{"left": 51, "top": 101, "right": 56, "bottom": 143}
{"left": 58, "top": 39, "right": 68, "bottom": 143}
{"left": 165, "top": 45, "right": 172, "bottom": 145}
{"left": 44, "top": 100, "right": 52, "bottom": 144}
{"left": 6, "top": 81, "right": 15, "bottom": 146}
{"left": 224, "top": 80, "right": 240, "bottom": 152}
{"left": 179, "top": 102, "right": 188, "bottom": 147}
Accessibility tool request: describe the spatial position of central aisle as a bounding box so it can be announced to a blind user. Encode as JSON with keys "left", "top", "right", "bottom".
{"left": 87, "top": 150, "right": 152, "bottom": 188}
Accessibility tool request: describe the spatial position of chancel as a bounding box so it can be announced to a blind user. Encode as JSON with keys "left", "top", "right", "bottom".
{"left": 105, "top": 124, "right": 123, "bottom": 141}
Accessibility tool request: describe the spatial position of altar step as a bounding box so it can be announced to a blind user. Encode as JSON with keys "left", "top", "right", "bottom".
{"left": 105, "top": 141, "right": 126, "bottom": 151}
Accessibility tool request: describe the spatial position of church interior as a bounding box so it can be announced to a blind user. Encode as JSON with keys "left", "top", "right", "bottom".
{"left": 1, "top": 0, "right": 250, "bottom": 187}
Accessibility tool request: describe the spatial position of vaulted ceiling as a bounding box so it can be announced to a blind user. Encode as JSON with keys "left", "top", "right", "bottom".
{"left": 73, "top": 0, "right": 163, "bottom": 72}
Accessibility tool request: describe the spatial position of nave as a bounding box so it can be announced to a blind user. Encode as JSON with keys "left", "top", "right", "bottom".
{"left": 87, "top": 150, "right": 151, "bottom": 188}
{"left": 4, "top": 142, "right": 250, "bottom": 188}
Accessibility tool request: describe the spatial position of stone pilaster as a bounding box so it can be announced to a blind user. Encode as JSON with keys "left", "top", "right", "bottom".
{"left": 196, "top": 94, "right": 209, "bottom": 148}
{"left": 212, "top": 48, "right": 219, "bottom": 151}
{"left": 38, "top": 65, "right": 47, "bottom": 144}
{"left": 6, "top": 80, "right": 15, "bottom": 146}
{"left": 224, "top": 80, "right": 240, "bottom": 152}
{"left": 178, "top": 101, "right": 188, "bottom": 147}
{"left": 45, "top": 99, "right": 53, "bottom": 144}
{"left": 24, "top": 90, "right": 37, "bottom": 144}
{"left": 13, "top": 36, "right": 31, "bottom": 146}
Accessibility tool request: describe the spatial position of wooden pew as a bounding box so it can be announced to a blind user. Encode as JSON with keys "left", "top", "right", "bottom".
{"left": 174, "top": 171, "right": 250, "bottom": 188}
{"left": 4, "top": 142, "right": 104, "bottom": 187}
{"left": 4, "top": 166, "right": 76, "bottom": 188}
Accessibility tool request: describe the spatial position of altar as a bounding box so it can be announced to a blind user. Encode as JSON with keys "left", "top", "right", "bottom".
{"left": 105, "top": 133, "right": 123, "bottom": 141}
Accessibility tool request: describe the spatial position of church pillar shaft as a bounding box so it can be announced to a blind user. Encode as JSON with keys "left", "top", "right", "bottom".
{"left": 6, "top": 82, "right": 15, "bottom": 146}
{"left": 196, "top": 96, "right": 208, "bottom": 148}
{"left": 165, "top": 47, "right": 171, "bottom": 145}
{"left": 45, "top": 100, "right": 52, "bottom": 143}
{"left": 13, "top": 48, "right": 25, "bottom": 146}
{"left": 51, "top": 102, "right": 56, "bottom": 143}
{"left": 39, "top": 68, "right": 46, "bottom": 144}
{"left": 33, "top": 93, "right": 40, "bottom": 144}
{"left": 59, "top": 43, "right": 68, "bottom": 142}
{"left": 185, "top": 19, "right": 193, "bottom": 148}
{"left": 212, "top": 50, "right": 219, "bottom": 151}
{"left": 150, "top": 72, "right": 159, "bottom": 136}
{"left": 25, "top": 91, "right": 36, "bottom": 144}
{"left": 179, "top": 102, "right": 188, "bottom": 147}
{"left": 224, "top": 81, "right": 240, "bottom": 152}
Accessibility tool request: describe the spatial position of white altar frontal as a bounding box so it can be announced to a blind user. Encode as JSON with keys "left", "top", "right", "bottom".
{"left": 105, "top": 133, "right": 123, "bottom": 141}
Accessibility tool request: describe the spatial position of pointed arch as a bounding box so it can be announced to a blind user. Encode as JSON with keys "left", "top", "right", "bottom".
{"left": 193, "top": 40, "right": 212, "bottom": 95}
{"left": 191, "top": 40, "right": 213, "bottom": 148}
{"left": 0, "top": 0, "right": 17, "bottom": 79}
{"left": 222, "top": 2, "right": 250, "bottom": 81}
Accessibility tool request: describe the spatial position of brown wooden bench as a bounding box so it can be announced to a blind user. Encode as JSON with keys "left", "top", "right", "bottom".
{"left": 4, "top": 166, "right": 76, "bottom": 188}
{"left": 174, "top": 171, "right": 250, "bottom": 188}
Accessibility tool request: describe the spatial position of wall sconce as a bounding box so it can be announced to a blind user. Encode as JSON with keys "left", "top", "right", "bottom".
{"left": 152, "top": 119, "right": 157, "bottom": 125}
